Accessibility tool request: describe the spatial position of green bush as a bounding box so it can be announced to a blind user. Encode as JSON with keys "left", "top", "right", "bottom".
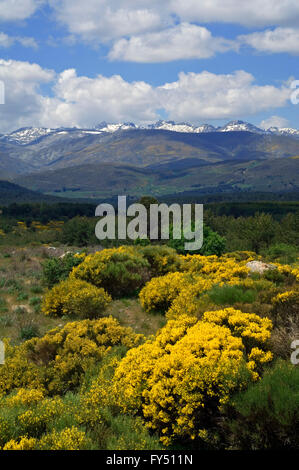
{"left": 61, "top": 217, "right": 97, "bottom": 246}
{"left": 263, "top": 243, "right": 298, "bottom": 265}
{"left": 42, "top": 253, "right": 83, "bottom": 288}
{"left": 137, "top": 245, "right": 181, "bottom": 277}
{"left": 228, "top": 360, "right": 299, "bottom": 449}
{"left": 19, "top": 324, "right": 40, "bottom": 340}
{"left": 168, "top": 224, "right": 226, "bottom": 256}
{"left": 71, "top": 247, "right": 150, "bottom": 298}
{"left": 208, "top": 285, "right": 257, "bottom": 305}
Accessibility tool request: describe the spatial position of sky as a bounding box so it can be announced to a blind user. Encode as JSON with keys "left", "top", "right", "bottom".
{"left": 0, "top": 0, "right": 298, "bottom": 133}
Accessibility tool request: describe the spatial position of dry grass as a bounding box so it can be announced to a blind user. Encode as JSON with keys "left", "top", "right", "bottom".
{"left": 107, "top": 298, "right": 166, "bottom": 336}
{"left": 0, "top": 245, "right": 166, "bottom": 345}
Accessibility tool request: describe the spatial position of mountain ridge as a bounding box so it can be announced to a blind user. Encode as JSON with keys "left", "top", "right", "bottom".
{"left": 1, "top": 120, "right": 299, "bottom": 146}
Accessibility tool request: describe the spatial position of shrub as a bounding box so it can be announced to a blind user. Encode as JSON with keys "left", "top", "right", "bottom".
{"left": 114, "top": 311, "right": 272, "bottom": 446}
{"left": 71, "top": 247, "right": 150, "bottom": 298}
{"left": 0, "top": 317, "right": 143, "bottom": 397}
{"left": 263, "top": 243, "right": 298, "bottom": 265}
{"left": 37, "top": 426, "right": 91, "bottom": 450}
{"left": 42, "top": 253, "right": 84, "bottom": 288}
{"left": 61, "top": 217, "right": 96, "bottom": 246}
{"left": 207, "top": 285, "right": 257, "bottom": 305}
{"left": 19, "top": 324, "right": 40, "bottom": 341}
{"left": 139, "top": 272, "right": 190, "bottom": 314}
{"left": 202, "top": 308, "right": 273, "bottom": 363}
{"left": 42, "top": 278, "right": 112, "bottom": 319}
{"left": 271, "top": 290, "right": 299, "bottom": 324}
{"left": 228, "top": 360, "right": 299, "bottom": 449}
{"left": 140, "top": 254, "right": 251, "bottom": 320}
{"left": 168, "top": 224, "right": 226, "bottom": 256}
{"left": 3, "top": 437, "right": 37, "bottom": 450}
{"left": 137, "top": 245, "right": 181, "bottom": 277}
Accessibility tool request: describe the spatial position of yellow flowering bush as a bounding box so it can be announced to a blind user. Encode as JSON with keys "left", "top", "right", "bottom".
{"left": 42, "top": 278, "right": 112, "bottom": 319}
{"left": 139, "top": 254, "right": 251, "bottom": 319}
{"left": 6, "top": 388, "right": 45, "bottom": 407}
{"left": 202, "top": 308, "right": 273, "bottom": 377}
{"left": 71, "top": 246, "right": 150, "bottom": 298}
{"left": 180, "top": 254, "right": 249, "bottom": 281}
{"left": 37, "top": 426, "right": 90, "bottom": 450}
{"left": 271, "top": 290, "right": 299, "bottom": 323}
{"left": 17, "top": 397, "right": 65, "bottom": 436}
{"left": 0, "top": 317, "right": 143, "bottom": 396}
{"left": 139, "top": 272, "right": 191, "bottom": 313}
{"left": 137, "top": 245, "right": 182, "bottom": 277}
{"left": 0, "top": 340, "right": 45, "bottom": 398}
{"left": 3, "top": 436, "right": 37, "bottom": 450}
{"left": 113, "top": 310, "right": 272, "bottom": 446}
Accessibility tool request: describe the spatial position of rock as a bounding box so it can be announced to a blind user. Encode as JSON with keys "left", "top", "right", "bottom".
{"left": 246, "top": 261, "right": 277, "bottom": 274}
{"left": 59, "top": 251, "right": 73, "bottom": 259}
{"left": 12, "top": 305, "right": 30, "bottom": 313}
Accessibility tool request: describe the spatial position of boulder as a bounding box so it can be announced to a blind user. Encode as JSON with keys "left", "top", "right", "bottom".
{"left": 246, "top": 260, "right": 277, "bottom": 274}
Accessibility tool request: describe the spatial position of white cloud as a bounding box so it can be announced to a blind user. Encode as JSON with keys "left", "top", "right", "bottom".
{"left": 260, "top": 115, "right": 290, "bottom": 129}
{"left": 0, "top": 32, "right": 38, "bottom": 48}
{"left": 171, "top": 0, "right": 299, "bottom": 27}
{"left": 0, "top": 59, "right": 54, "bottom": 132}
{"left": 50, "top": 0, "right": 169, "bottom": 43}
{"left": 158, "top": 70, "right": 289, "bottom": 122}
{"left": 49, "top": 0, "right": 299, "bottom": 47}
{"left": 109, "top": 23, "right": 235, "bottom": 63}
{"left": 239, "top": 28, "right": 299, "bottom": 54}
{"left": 42, "top": 68, "right": 158, "bottom": 127}
{"left": 0, "top": 32, "right": 13, "bottom": 47}
{"left": 0, "top": 60, "right": 290, "bottom": 133}
{"left": 0, "top": 0, "right": 44, "bottom": 22}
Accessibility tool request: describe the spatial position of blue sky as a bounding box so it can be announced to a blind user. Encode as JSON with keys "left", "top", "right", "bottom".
{"left": 0, "top": 0, "right": 298, "bottom": 132}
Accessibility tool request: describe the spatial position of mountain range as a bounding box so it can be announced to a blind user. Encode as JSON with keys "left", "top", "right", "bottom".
{"left": 0, "top": 120, "right": 298, "bottom": 200}
{"left": 1, "top": 120, "right": 299, "bottom": 147}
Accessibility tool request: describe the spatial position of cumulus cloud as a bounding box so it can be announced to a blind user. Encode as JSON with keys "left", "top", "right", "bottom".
{"left": 0, "top": 32, "right": 38, "bottom": 48}
{"left": 109, "top": 23, "right": 235, "bottom": 63}
{"left": 0, "top": 59, "right": 54, "bottom": 132}
{"left": 171, "top": 0, "right": 299, "bottom": 27}
{"left": 239, "top": 27, "right": 299, "bottom": 54}
{"left": 158, "top": 70, "right": 289, "bottom": 122}
{"left": 49, "top": 0, "right": 299, "bottom": 47}
{"left": 49, "top": 0, "right": 169, "bottom": 43}
{"left": 0, "top": 0, "right": 44, "bottom": 22}
{"left": 0, "top": 60, "right": 290, "bottom": 133}
{"left": 42, "top": 68, "right": 158, "bottom": 127}
{"left": 260, "top": 115, "right": 290, "bottom": 129}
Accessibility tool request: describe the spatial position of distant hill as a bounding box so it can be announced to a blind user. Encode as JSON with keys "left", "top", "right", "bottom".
{"left": 1, "top": 126, "right": 299, "bottom": 176}
{"left": 14, "top": 156, "right": 299, "bottom": 200}
{"left": 1, "top": 121, "right": 299, "bottom": 202}
{"left": 0, "top": 180, "right": 68, "bottom": 205}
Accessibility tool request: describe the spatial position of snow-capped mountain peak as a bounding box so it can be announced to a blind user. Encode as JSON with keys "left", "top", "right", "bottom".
{"left": 1, "top": 120, "right": 298, "bottom": 146}
{"left": 95, "top": 122, "right": 137, "bottom": 132}
{"left": 219, "top": 120, "right": 265, "bottom": 134}
{"left": 267, "top": 126, "right": 299, "bottom": 137}
{"left": 3, "top": 127, "right": 56, "bottom": 145}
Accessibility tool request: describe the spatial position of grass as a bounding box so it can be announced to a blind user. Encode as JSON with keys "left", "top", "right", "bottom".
{"left": 0, "top": 245, "right": 167, "bottom": 345}
{"left": 208, "top": 285, "right": 257, "bottom": 305}
{"left": 106, "top": 298, "right": 166, "bottom": 336}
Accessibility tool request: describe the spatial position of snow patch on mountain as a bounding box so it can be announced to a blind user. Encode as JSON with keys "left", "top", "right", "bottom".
{"left": 2, "top": 127, "right": 56, "bottom": 145}
{"left": 1, "top": 120, "right": 298, "bottom": 146}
